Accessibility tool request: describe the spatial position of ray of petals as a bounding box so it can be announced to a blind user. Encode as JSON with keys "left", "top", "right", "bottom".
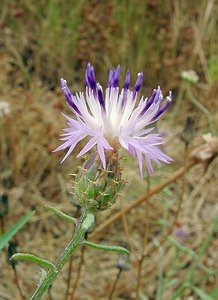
{"left": 136, "top": 127, "right": 154, "bottom": 137}
{"left": 97, "top": 143, "right": 106, "bottom": 169}
{"left": 85, "top": 89, "right": 100, "bottom": 117}
{"left": 77, "top": 136, "right": 98, "bottom": 157}
{"left": 136, "top": 150, "right": 143, "bottom": 177}
{"left": 133, "top": 102, "right": 161, "bottom": 133}
{"left": 145, "top": 155, "right": 153, "bottom": 174}
{"left": 124, "top": 69, "right": 130, "bottom": 90}
{"left": 119, "top": 91, "right": 136, "bottom": 126}
{"left": 55, "top": 64, "right": 173, "bottom": 175}
{"left": 60, "top": 143, "right": 77, "bottom": 163}
{"left": 61, "top": 79, "right": 81, "bottom": 115}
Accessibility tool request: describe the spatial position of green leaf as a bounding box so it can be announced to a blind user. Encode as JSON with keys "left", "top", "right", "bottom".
{"left": 45, "top": 205, "right": 77, "bottom": 223}
{"left": 0, "top": 210, "right": 35, "bottom": 251}
{"left": 210, "top": 287, "right": 218, "bottom": 299}
{"left": 169, "top": 284, "right": 189, "bottom": 300}
{"left": 11, "top": 253, "right": 56, "bottom": 271}
{"left": 192, "top": 286, "right": 213, "bottom": 300}
{"left": 82, "top": 241, "right": 129, "bottom": 255}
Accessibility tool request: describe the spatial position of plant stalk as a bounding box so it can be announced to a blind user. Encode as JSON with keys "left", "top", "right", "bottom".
{"left": 30, "top": 209, "right": 94, "bottom": 300}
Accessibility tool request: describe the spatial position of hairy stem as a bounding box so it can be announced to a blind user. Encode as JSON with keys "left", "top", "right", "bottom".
{"left": 30, "top": 209, "right": 95, "bottom": 300}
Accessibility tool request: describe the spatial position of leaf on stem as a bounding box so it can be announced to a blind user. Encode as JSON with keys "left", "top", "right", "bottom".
{"left": 11, "top": 253, "right": 56, "bottom": 271}
{"left": 81, "top": 241, "right": 129, "bottom": 255}
{"left": 45, "top": 205, "right": 77, "bottom": 223}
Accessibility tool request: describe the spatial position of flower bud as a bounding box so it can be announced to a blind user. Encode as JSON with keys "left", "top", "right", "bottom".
{"left": 74, "top": 151, "right": 122, "bottom": 212}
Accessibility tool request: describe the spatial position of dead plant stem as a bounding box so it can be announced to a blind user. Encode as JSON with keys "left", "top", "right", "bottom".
{"left": 174, "top": 145, "right": 188, "bottom": 225}
{"left": 48, "top": 288, "right": 53, "bottom": 300}
{"left": 13, "top": 267, "right": 26, "bottom": 300}
{"left": 120, "top": 201, "right": 134, "bottom": 253}
{"left": 135, "top": 174, "right": 150, "bottom": 300}
{"left": 0, "top": 217, "right": 5, "bottom": 234}
{"left": 65, "top": 255, "right": 74, "bottom": 300}
{"left": 108, "top": 268, "right": 122, "bottom": 300}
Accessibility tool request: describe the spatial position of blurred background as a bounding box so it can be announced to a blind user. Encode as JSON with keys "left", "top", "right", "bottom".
{"left": 0, "top": 0, "right": 217, "bottom": 299}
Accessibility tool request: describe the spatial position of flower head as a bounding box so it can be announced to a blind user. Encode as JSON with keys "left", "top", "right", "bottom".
{"left": 54, "top": 63, "right": 173, "bottom": 175}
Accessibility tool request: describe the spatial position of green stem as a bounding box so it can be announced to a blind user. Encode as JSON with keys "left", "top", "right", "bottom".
{"left": 30, "top": 209, "right": 95, "bottom": 300}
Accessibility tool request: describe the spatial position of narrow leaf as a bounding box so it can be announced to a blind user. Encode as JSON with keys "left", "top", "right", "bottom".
{"left": 192, "top": 286, "right": 213, "bottom": 300}
{"left": 45, "top": 205, "right": 77, "bottom": 223}
{"left": 11, "top": 253, "right": 56, "bottom": 271}
{"left": 82, "top": 241, "right": 129, "bottom": 255}
{"left": 0, "top": 210, "right": 35, "bottom": 251}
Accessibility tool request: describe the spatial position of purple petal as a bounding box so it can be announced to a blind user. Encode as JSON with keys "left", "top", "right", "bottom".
{"left": 123, "top": 69, "right": 130, "bottom": 89}
{"left": 154, "top": 86, "right": 163, "bottom": 104}
{"left": 101, "top": 136, "right": 113, "bottom": 150}
{"left": 128, "top": 144, "right": 136, "bottom": 157}
{"left": 145, "top": 156, "right": 153, "bottom": 174}
{"left": 97, "top": 143, "right": 106, "bottom": 169}
{"left": 60, "top": 143, "right": 77, "bottom": 163}
{"left": 136, "top": 150, "right": 143, "bottom": 177}
{"left": 85, "top": 63, "right": 97, "bottom": 90}
{"left": 77, "top": 137, "right": 97, "bottom": 157}
{"left": 108, "top": 65, "right": 120, "bottom": 88}
{"left": 140, "top": 89, "right": 157, "bottom": 116}
{"left": 85, "top": 63, "right": 91, "bottom": 87}
{"left": 133, "top": 72, "right": 143, "bottom": 98}
{"left": 108, "top": 68, "right": 114, "bottom": 87}
{"left": 113, "top": 65, "right": 121, "bottom": 87}
{"left": 97, "top": 84, "right": 105, "bottom": 110}
{"left": 150, "top": 99, "right": 171, "bottom": 122}
{"left": 61, "top": 79, "right": 81, "bottom": 115}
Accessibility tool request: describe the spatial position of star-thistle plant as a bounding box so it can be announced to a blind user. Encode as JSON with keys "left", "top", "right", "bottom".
{"left": 11, "top": 64, "right": 173, "bottom": 300}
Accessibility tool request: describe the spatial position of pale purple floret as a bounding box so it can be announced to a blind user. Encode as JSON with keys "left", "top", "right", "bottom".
{"left": 124, "top": 69, "right": 130, "bottom": 89}
{"left": 134, "top": 72, "right": 144, "bottom": 93}
{"left": 54, "top": 63, "right": 173, "bottom": 176}
{"left": 85, "top": 63, "right": 97, "bottom": 90}
{"left": 61, "top": 79, "right": 81, "bottom": 115}
{"left": 108, "top": 65, "right": 121, "bottom": 88}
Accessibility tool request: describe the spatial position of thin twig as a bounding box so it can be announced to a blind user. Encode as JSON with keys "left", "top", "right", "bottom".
{"left": 174, "top": 144, "right": 188, "bottom": 225}
{"left": 70, "top": 246, "right": 86, "bottom": 300}
{"left": 13, "top": 267, "right": 26, "bottom": 300}
{"left": 65, "top": 255, "right": 74, "bottom": 300}
{"left": 108, "top": 268, "right": 122, "bottom": 300}
{"left": 0, "top": 217, "right": 5, "bottom": 234}
{"left": 48, "top": 287, "right": 53, "bottom": 300}
{"left": 136, "top": 175, "right": 150, "bottom": 300}
{"left": 142, "top": 154, "right": 193, "bottom": 259}
{"left": 90, "top": 159, "right": 198, "bottom": 239}
{"left": 120, "top": 200, "right": 134, "bottom": 253}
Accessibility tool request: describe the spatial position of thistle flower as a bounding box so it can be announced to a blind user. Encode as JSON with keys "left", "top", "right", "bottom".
{"left": 54, "top": 63, "right": 173, "bottom": 176}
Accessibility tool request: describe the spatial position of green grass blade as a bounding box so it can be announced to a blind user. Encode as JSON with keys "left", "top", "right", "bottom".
{"left": 0, "top": 210, "right": 35, "bottom": 251}
{"left": 192, "top": 286, "right": 213, "bottom": 300}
